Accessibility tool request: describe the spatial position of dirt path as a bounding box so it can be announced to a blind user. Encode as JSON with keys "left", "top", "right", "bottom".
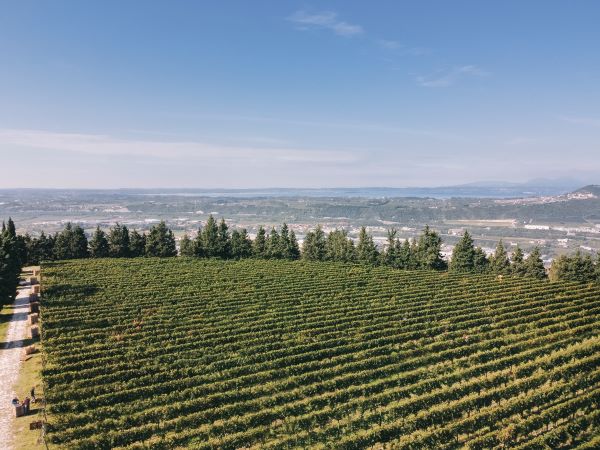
{"left": 0, "top": 286, "right": 31, "bottom": 450}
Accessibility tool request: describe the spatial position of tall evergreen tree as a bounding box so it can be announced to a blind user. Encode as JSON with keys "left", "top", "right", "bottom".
{"left": 72, "top": 225, "right": 89, "bottom": 258}
{"left": 279, "top": 223, "right": 299, "bottom": 259}
{"left": 450, "top": 230, "right": 475, "bottom": 272}
{"left": 525, "top": 247, "right": 546, "bottom": 279}
{"left": 201, "top": 215, "right": 220, "bottom": 257}
{"left": 510, "top": 246, "right": 527, "bottom": 276}
{"left": 416, "top": 226, "right": 446, "bottom": 270}
{"left": 287, "top": 230, "right": 301, "bottom": 260}
{"left": 397, "top": 239, "right": 412, "bottom": 269}
{"left": 302, "top": 225, "right": 326, "bottom": 261}
{"left": 145, "top": 221, "right": 177, "bottom": 257}
{"left": 231, "top": 229, "right": 253, "bottom": 259}
{"left": 54, "top": 223, "right": 88, "bottom": 259}
{"left": 89, "top": 226, "right": 110, "bottom": 258}
{"left": 266, "top": 227, "right": 281, "bottom": 259}
{"left": 490, "top": 240, "right": 511, "bottom": 275}
{"left": 325, "top": 229, "right": 356, "bottom": 263}
{"left": 356, "top": 226, "right": 379, "bottom": 265}
{"left": 6, "top": 217, "right": 16, "bottom": 238}
{"left": 192, "top": 227, "right": 204, "bottom": 257}
{"left": 473, "top": 247, "right": 490, "bottom": 273}
{"left": 0, "top": 232, "right": 21, "bottom": 307}
{"left": 129, "top": 230, "right": 146, "bottom": 257}
{"left": 216, "top": 219, "right": 231, "bottom": 258}
{"left": 108, "top": 223, "right": 130, "bottom": 257}
{"left": 179, "top": 233, "right": 195, "bottom": 256}
{"left": 253, "top": 226, "right": 267, "bottom": 258}
{"left": 382, "top": 229, "right": 399, "bottom": 267}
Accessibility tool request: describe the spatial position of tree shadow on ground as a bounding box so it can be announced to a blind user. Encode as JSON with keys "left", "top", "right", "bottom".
{"left": 42, "top": 284, "right": 100, "bottom": 307}
{"left": 0, "top": 336, "right": 38, "bottom": 350}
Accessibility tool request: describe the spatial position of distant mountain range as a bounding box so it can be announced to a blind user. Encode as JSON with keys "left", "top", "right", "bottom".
{"left": 1, "top": 179, "right": 597, "bottom": 200}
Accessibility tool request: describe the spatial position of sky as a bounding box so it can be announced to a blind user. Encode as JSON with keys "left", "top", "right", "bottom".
{"left": 0, "top": 0, "right": 599, "bottom": 189}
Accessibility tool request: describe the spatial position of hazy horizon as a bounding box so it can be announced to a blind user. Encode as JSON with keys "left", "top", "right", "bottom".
{"left": 1, "top": 1, "right": 599, "bottom": 188}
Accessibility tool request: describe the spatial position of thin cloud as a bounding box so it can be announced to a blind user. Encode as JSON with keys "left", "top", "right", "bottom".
{"left": 376, "top": 39, "right": 429, "bottom": 56}
{"left": 288, "top": 11, "right": 363, "bottom": 37}
{"left": 416, "top": 65, "right": 489, "bottom": 87}
{"left": 560, "top": 116, "right": 600, "bottom": 127}
{"left": 0, "top": 128, "right": 358, "bottom": 165}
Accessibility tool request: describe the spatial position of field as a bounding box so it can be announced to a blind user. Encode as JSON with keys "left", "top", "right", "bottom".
{"left": 40, "top": 259, "right": 600, "bottom": 449}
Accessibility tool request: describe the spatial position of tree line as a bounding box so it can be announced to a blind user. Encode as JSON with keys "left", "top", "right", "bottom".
{"left": 0, "top": 219, "right": 23, "bottom": 308}
{"left": 3, "top": 216, "right": 600, "bottom": 298}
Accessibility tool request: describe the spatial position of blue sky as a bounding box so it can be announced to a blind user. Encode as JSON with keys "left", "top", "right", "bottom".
{"left": 1, "top": 1, "right": 599, "bottom": 188}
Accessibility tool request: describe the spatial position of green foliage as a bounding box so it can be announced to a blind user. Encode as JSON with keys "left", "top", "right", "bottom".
{"left": 525, "top": 247, "right": 547, "bottom": 280}
{"left": 179, "top": 233, "right": 195, "bottom": 257}
{"left": 415, "top": 225, "right": 446, "bottom": 270}
{"left": 266, "top": 227, "right": 281, "bottom": 259}
{"left": 108, "top": 223, "right": 130, "bottom": 257}
{"left": 302, "top": 225, "right": 326, "bottom": 261}
{"left": 40, "top": 258, "right": 600, "bottom": 449}
{"left": 510, "top": 246, "right": 527, "bottom": 276}
{"left": 490, "top": 240, "right": 511, "bottom": 275}
{"left": 128, "top": 229, "right": 146, "bottom": 257}
{"left": 450, "top": 230, "right": 475, "bottom": 273}
{"left": 89, "top": 226, "right": 110, "bottom": 258}
{"left": 145, "top": 221, "right": 177, "bottom": 257}
{"left": 252, "top": 226, "right": 267, "bottom": 258}
{"left": 472, "top": 247, "right": 490, "bottom": 274}
{"left": 231, "top": 229, "right": 253, "bottom": 259}
{"left": 356, "top": 226, "right": 379, "bottom": 265}
{"left": 200, "top": 215, "right": 220, "bottom": 258}
{"left": 53, "top": 223, "right": 89, "bottom": 259}
{"left": 325, "top": 229, "right": 356, "bottom": 263}
{"left": 550, "top": 250, "right": 596, "bottom": 283}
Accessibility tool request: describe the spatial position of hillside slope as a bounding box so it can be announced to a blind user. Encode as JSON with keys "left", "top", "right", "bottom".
{"left": 41, "top": 259, "right": 600, "bottom": 449}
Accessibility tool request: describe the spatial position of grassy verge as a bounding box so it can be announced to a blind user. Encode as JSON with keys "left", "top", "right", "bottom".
{"left": 11, "top": 348, "right": 45, "bottom": 450}
{"left": 3, "top": 271, "right": 47, "bottom": 450}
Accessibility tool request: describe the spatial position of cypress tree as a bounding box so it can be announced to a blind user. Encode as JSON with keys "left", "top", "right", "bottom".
{"left": 356, "top": 226, "right": 379, "bottom": 265}
{"left": 287, "top": 230, "right": 301, "bottom": 260}
{"left": 231, "top": 229, "right": 253, "bottom": 259}
{"left": 473, "top": 247, "right": 490, "bottom": 273}
{"left": 266, "top": 227, "right": 281, "bottom": 259}
{"left": 490, "top": 240, "right": 511, "bottom": 275}
{"left": 450, "top": 230, "right": 475, "bottom": 273}
{"left": 72, "top": 225, "right": 89, "bottom": 258}
{"left": 193, "top": 227, "right": 204, "bottom": 257}
{"left": 525, "top": 247, "right": 546, "bottom": 279}
{"left": 396, "top": 239, "right": 411, "bottom": 269}
{"left": 6, "top": 217, "right": 16, "bottom": 238}
{"left": 383, "top": 229, "right": 399, "bottom": 267}
{"left": 108, "top": 223, "right": 130, "bottom": 257}
{"left": 145, "top": 221, "right": 177, "bottom": 257}
{"left": 0, "top": 232, "right": 20, "bottom": 307}
{"left": 179, "top": 233, "right": 195, "bottom": 256}
{"left": 201, "top": 216, "right": 219, "bottom": 257}
{"left": 129, "top": 230, "right": 146, "bottom": 257}
{"left": 302, "top": 225, "right": 326, "bottom": 261}
{"left": 416, "top": 226, "right": 446, "bottom": 270}
{"left": 89, "top": 226, "right": 110, "bottom": 258}
{"left": 253, "top": 226, "right": 267, "bottom": 258}
{"left": 510, "top": 246, "right": 527, "bottom": 276}
{"left": 325, "top": 229, "right": 355, "bottom": 263}
{"left": 216, "top": 219, "right": 231, "bottom": 259}
{"left": 53, "top": 223, "right": 74, "bottom": 260}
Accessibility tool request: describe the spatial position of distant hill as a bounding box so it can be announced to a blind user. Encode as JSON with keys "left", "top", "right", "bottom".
{"left": 575, "top": 185, "right": 600, "bottom": 196}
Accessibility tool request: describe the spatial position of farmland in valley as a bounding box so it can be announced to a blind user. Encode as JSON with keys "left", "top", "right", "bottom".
{"left": 40, "top": 259, "right": 600, "bottom": 449}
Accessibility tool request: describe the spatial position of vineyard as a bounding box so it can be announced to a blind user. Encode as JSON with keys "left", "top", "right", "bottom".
{"left": 39, "top": 258, "right": 600, "bottom": 449}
